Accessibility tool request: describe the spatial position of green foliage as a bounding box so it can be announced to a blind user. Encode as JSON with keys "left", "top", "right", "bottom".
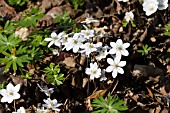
{"left": 54, "top": 11, "right": 76, "bottom": 30}
{"left": 92, "top": 93, "right": 128, "bottom": 113}
{"left": 69, "top": 0, "right": 84, "bottom": 9}
{"left": 5, "top": 0, "right": 28, "bottom": 6}
{"left": 14, "top": 7, "right": 44, "bottom": 27}
{"left": 137, "top": 44, "right": 151, "bottom": 56}
{"left": 122, "top": 20, "right": 136, "bottom": 27}
{"left": 0, "top": 34, "right": 22, "bottom": 52}
{"left": 0, "top": 20, "right": 16, "bottom": 34}
{"left": 0, "top": 47, "right": 32, "bottom": 71}
{"left": 44, "top": 63, "right": 65, "bottom": 85}
{"left": 164, "top": 24, "right": 170, "bottom": 36}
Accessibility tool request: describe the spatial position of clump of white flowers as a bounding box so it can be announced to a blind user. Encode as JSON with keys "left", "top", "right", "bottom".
{"left": 142, "top": 0, "right": 168, "bottom": 16}
{"left": 44, "top": 15, "right": 130, "bottom": 80}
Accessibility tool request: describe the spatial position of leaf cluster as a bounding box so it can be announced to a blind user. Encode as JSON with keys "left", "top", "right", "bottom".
{"left": 14, "top": 7, "right": 44, "bottom": 27}
{"left": 92, "top": 93, "right": 128, "bottom": 113}
{"left": 44, "top": 63, "right": 65, "bottom": 86}
{"left": 137, "top": 44, "right": 151, "bottom": 56}
{"left": 0, "top": 47, "right": 32, "bottom": 71}
{"left": 5, "top": 0, "right": 28, "bottom": 7}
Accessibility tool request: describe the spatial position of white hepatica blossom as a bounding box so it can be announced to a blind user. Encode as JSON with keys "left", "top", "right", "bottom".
{"left": 12, "top": 107, "right": 25, "bottom": 113}
{"left": 157, "top": 0, "right": 168, "bottom": 10}
{"left": 85, "top": 62, "right": 101, "bottom": 80}
{"left": 109, "top": 39, "right": 130, "bottom": 60}
{"left": 106, "top": 58, "right": 126, "bottom": 78}
{"left": 96, "top": 50, "right": 109, "bottom": 61}
{"left": 37, "top": 84, "right": 54, "bottom": 97}
{"left": 81, "top": 25, "right": 95, "bottom": 39}
{"left": 118, "top": 0, "right": 129, "bottom": 2}
{"left": 43, "top": 98, "right": 62, "bottom": 111}
{"left": 64, "top": 33, "right": 86, "bottom": 53}
{"left": 36, "top": 107, "right": 47, "bottom": 113}
{"left": 81, "top": 15, "right": 99, "bottom": 24}
{"left": 44, "top": 32, "right": 61, "bottom": 48}
{"left": 124, "top": 11, "right": 134, "bottom": 22}
{"left": 80, "top": 42, "right": 102, "bottom": 56}
{"left": 0, "top": 83, "right": 20, "bottom": 103}
{"left": 142, "top": 0, "right": 158, "bottom": 16}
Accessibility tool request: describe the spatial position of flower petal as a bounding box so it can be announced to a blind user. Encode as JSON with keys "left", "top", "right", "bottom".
{"left": 1, "top": 96, "right": 8, "bottom": 103}
{"left": 121, "top": 49, "right": 129, "bottom": 56}
{"left": 116, "top": 39, "right": 123, "bottom": 45}
{"left": 7, "top": 83, "right": 14, "bottom": 91}
{"left": 13, "top": 93, "right": 20, "bottom": 100}
{"left": 106, "top": 66, "right": 114, "bottom": 72}
{"left": 117, "top": 67, "right": 124, "bottom": 74}
{"left": 109, "top": 48, "right": 116, "bottom": 54}
{"left": 51, "top": 32, "right": 57, "bottom": 38}
{"left": 14, "top": 84, "right": 20, "bottom": 93}
{"left": 85, "top": 68, "right": 91, "bottom": 75}
{"left": 107, "top": 58, "right": 114, "bottom": 65}
{"left": 0, "top": 89, "right": 7, "bottom": 97}
{"left": 112, "top": 69, "right": 118, "bottom": 78}
{"left": 48, "top": 41, "right": 54, "bottom": 48}
{"left": 118, "top": 61, "right": 126, "bottom": 67}
{"left": 123, "top": 43, "right": 130, "bottom": 48}
{"left": 110, "top": 42, "right": 116, "bottom": 48}
{"left": 44, "top": 38, "right": 52, "bottom": 41}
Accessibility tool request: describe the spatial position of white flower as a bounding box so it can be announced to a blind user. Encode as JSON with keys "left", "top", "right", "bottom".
{"left": 81, "top": 25, "right": 95, "bottom": 39}
{"left": 64, "top": 33, "right": 86, "bottom": 53}
{"left": 0, "top": 83, "right": 20, "bottom": 103}
{"left": 157, "top": 0, "right": 168, "bottom": 10}
{"left": 124, "top": 11, "right": 134, "bottom": 22}
{"left": 36, "top": 107, "right": 47, "bottom": 113}
{"left": 100, "top": 69, "right": 107, "bottom": 81}
{"left": 106, "top": 58, "right": 126, "bottom": 78}
{"left": 81, "top": 15, "right": 99, "bottom": 24}
{"left": 12, "top": 107, "right": 25, "bottom": 113}
{"left": 43, "top": 98, "right": 62, "bottom": 111}
{"left": 118, "top": 0, "right": 129, "bottom": 2}
{"left": 80, "top": 42, "right": 102, "bottom": 56}
{"left": 96, "top": 50, "right": 109, "bottom": 61}
{"left": 44, "top": 32, "right": 61, "bottom": 48}
{"left": 142, "top": 0, "right": 158, "bottom": 16}
{"left": 85, "top": 62, "right": 101, "bottom": 80}
{"left": 109, "top": 39, "right": 130, "bottom": 60}
{"left": 37, "top": 84, "right": 54, "bottom": 97}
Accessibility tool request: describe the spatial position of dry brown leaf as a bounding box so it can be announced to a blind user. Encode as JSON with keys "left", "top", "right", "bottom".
{"left": 146, "top": 87, "right": 154, "bottom": 100}
{"left": 63, "top": 56, "right": 77, "bottom": 68}
{"left": 10, "top": 75, "right": 27, "bottom": 86}
{"left": 166, "top": 65, "right": 170, "bottom": 73}
{"left": 87, "top": 89, "right": 107, "bottom": 99}
{"left": 0, "top": 0, "right": 16, "bottom": 19}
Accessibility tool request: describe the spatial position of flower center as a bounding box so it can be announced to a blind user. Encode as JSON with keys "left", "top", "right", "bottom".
{"left": 149, "top": 7, "right": 154, "bottom": 11}
{"left": 114, "top": 64, "right": 118, "bottom": 69}
{"left": 89, "top": 44, "right": 93, "bottom": 48}
{"left": 9, "top": 92, "right": 13, "bottom": 96}
{"left": 117, "top": 46, "right": 122, "bottom": 50}
{"left": 73, "top": 40, "right": 77, "bottom": 44}
{"left": 85, "top": 32, "right": 89, "bottom": 36}
{"left": 50, "top": 103, "right": 54, "bottom": 107}
{"left": 92, "top": 70, "right": 97, "bottom": 74}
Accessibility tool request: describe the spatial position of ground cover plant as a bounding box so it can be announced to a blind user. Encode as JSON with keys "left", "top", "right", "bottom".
{"left": 0, "top": 0, "right": 170, "bottom": 112}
